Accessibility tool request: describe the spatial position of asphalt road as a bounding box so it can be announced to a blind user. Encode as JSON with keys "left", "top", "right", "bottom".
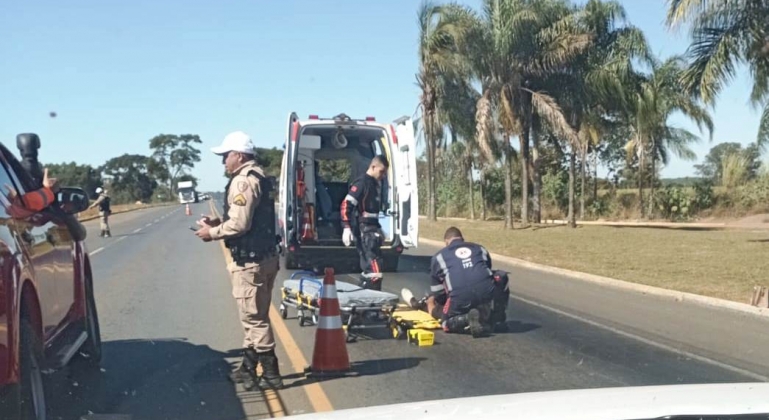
{"left": 46, "top": 203, "right": 768, "bottom": 419}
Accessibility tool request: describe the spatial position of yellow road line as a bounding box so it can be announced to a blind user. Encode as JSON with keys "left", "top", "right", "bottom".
{"left": 209, "top": 201, "right": 333, "bottom": 414}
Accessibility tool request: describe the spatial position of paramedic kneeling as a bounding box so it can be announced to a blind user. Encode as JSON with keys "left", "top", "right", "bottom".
{"left": 341, "top": 155, "right": 389, "bottom": 291}
{"left": 424, "top": 227, "right": 509, "bottom": 337}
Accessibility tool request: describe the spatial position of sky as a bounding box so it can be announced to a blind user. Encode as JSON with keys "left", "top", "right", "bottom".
{"left": 0, "top": 0, "right": 763, "bottom": 192}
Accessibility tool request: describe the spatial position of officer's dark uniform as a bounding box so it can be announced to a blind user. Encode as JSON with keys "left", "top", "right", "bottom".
{"left": 341, "top": 172, "right": 384, "bottom": 290}
{"left": 430, "top": 240, "right": 510, "bottom": 331}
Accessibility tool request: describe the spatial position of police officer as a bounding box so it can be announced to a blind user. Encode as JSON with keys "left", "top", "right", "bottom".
{"left": 88, "top": 187, "right": 112, "bottom": 237}
{"left": 402, "top": 227, "right": 510, "bottom": 337}
{"left": 194, "top": 131, "right": 283, "bottom": 391}
{"left": 341, "top": 155, "right": 388, "bottom": 290}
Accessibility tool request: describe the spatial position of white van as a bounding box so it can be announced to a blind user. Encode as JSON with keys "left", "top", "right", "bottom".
{"left": 278, "top": 112, "right": 418, "bottom": 272}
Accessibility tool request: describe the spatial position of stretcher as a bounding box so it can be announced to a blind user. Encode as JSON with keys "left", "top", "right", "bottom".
{"left": 390, "top": 310, "right": 442, "bottom": 343}
{"left": 279, "top": 271, "right": 401, "bottom": 342}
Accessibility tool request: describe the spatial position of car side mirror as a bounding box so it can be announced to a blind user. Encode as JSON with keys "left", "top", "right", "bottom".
{"left": 399, "top": 144, "right": 410, "bottom": 153}
{"left": 57, "top": 187, "right": 90, "bottom": 215}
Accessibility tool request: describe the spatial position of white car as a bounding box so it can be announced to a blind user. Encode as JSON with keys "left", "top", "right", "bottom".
{"left": 288, "top": 383, "right": 769, "bottom": 420}
{"left": 277, "top": 113, "right": 418, "bottom": 272}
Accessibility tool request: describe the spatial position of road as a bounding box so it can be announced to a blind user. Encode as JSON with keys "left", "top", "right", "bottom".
{"left": 46, "top": 203, "right": 768, "bottom": 419}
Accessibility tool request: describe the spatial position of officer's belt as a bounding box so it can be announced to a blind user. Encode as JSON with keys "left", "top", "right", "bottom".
{"left": 231, "top": 248, "right": 277, "bottom": 267}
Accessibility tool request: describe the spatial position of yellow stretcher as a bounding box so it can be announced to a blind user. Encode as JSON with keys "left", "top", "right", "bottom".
{"left": 390, "top": 308, "right": 442, "bottom": 346}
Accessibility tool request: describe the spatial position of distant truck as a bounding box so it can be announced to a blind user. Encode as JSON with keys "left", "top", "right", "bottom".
{"left": 177, "top": 181, "right": 198, "bottom": 204}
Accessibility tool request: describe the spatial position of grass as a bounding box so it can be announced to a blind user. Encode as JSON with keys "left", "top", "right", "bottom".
{"left": 421, "top": 219, "right": 769, "bottom": 303}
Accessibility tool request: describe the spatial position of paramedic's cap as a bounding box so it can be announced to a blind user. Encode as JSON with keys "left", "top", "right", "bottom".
{"left": 211, "top": 131, "right": 256, "bottom": 156}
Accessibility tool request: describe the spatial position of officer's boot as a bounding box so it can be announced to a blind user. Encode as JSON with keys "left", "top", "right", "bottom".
{"left": 444, "top": 309, "right": 484, "bottom": 338}
{"left": 229, "top": 348, "right": 260, "bottom": 390}
{"left": 99, "top": 230, "right": 104, "bottom": 237}
{"left": 256, "top": 349, "right": 284, "bottom": 390}
{"left": 105, "top": 229, "right": 111, "bottom": 238}
{"left": 491, "top": 297, "right": 509, "bottom": 332}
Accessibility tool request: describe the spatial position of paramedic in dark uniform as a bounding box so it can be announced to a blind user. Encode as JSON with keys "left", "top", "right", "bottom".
{"left": 404, "top": 227, "right": 510, "bottom": 337}
{"left": 195, "top": 131, "right": 283, "bottom": 391}
{"left": 340, "top": 155, "right": 389, "bottom": 291}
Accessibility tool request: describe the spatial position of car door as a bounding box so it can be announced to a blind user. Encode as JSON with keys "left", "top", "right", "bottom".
{"left": 0, "top": 157, "right": 64, "bottom": 339}
{"left": 390, "top": 118, "right": 419, "bottom": 248}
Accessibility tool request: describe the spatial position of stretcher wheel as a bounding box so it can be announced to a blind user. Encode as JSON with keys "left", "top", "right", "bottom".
{"left": 311, "top": 313, "right": 318, "bottom": 325}
{"left": 393, "top": 324, "right": 407, "bottom": 340}
{"left": 298, "top": 310, "right": 306, "bottom": 327}
{"left": 279, "top": 304, "right": 288, "bottom": 319}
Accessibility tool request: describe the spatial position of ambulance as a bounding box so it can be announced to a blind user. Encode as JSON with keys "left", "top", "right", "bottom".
{"left": 278, "top": 112, "right": 418, "bottom": 272}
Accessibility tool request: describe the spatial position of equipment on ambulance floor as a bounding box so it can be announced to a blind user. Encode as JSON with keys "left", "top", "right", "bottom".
{"left": 278, "top": 112, "right": 419, "bottom": 272}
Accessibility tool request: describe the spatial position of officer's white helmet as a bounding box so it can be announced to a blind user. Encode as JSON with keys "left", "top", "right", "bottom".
{"left": 95, "top": 187, "right": 103, "bottom": 194}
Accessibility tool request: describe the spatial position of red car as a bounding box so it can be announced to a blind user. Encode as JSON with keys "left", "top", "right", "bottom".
{"left": 0, "top": 140, "right": 101, "bottom": 420}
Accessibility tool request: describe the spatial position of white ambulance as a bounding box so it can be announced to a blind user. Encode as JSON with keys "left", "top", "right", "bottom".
{"left": 278, "top": 112, "right": 418, "bottom": 272}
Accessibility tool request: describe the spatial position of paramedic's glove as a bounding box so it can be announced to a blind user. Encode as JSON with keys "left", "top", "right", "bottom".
{"left": 342, "top": 228, "right": 354, "bottom": 247}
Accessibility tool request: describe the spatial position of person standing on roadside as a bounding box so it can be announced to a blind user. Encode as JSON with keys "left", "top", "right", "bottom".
{"left": 194, "top": 131, "right": 283, "bottom": 391}
{"left": 88, "top": 187, "right": 111, "bottom": 237}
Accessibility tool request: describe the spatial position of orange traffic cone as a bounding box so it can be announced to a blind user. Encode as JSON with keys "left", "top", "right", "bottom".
{"left": 185, "top": 204, "right": 191, "bottom": 216}
{"left": 306, "top": 267, "right": 351, "bottom": 377}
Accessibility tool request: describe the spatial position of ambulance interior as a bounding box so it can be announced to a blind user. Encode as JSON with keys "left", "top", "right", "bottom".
{"left": 295, "top": 124, "right": 392, "bottom": 246}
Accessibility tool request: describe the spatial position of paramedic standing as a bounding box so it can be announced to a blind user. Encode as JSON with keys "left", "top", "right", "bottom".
{"left": 88, "top": 187, "right": 111, "bottom": 237}
{"left": 341, "top": 155, "right": 388, "bottom": 291}
{"left": 194, "top": 131, "right": 283, "bottom": 391}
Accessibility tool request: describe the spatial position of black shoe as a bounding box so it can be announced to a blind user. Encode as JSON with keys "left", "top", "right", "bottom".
{"left": 229, "top": 351, "right": 259, "bottom": 390}
{"left": 493, "top": 321, "right": 509, "bottom": 333}
{"left": 359, "top": 275, "right": 382, "bottom": 291}
{"left": 99, "top": 230, "right": 105, "bottom": 237}
{"left": 468, "top": 308, "right": 483, "bottom": 338}
{"left": 256, "top": 350, "right": 284, "bottom": 390}
{"left": 105, "top": 230, "right": 111, "bottom": 238}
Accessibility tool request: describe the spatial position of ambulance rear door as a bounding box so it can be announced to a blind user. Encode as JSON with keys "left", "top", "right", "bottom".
{"left": 390, "top": 117, "right": 419, "bottom": 248}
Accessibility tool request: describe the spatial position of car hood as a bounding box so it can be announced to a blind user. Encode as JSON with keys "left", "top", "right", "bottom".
{"left": 290, "top": 383, "right": 769, "bottom": 420}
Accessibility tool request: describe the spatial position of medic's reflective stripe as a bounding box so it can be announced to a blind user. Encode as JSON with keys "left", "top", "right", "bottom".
{"left": 436, "top": 252, "right": 452, "bottom": 292}
{"left": 344, "top": 194, "right": 358, "bottom": 205}
{"left": 361, "top": 211, "right": 378, "bottom": 218}
{"left": 430, "top": 284, "right": 445, "bottom": 292}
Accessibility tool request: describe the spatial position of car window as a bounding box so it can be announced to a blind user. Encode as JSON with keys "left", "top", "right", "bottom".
{"left": 0, "top": 156, "right": 24, "bottom": 212}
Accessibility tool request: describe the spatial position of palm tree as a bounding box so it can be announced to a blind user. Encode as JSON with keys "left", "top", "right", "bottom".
{"left": 624, "top": 56, "right": 713, "bottom": 217}
{"left": 441, "top": 0, "right": 579, "bottom": 229}
{"left": 416, "top": 0, "right": 463, "bottom": 221}
{"left": 666, "top": 0, "right": 769, "bottom": 148}
{"left": 539, "top": 0, "right": 651, "bottom": 226}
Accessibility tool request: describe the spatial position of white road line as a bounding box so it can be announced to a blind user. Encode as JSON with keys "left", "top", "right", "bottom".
{"left": 514, "top": 295, "right": 769, "bottom": 381}
{"left": 145, "top": 223, "right": 152, "bottom": 227}
{"left": 90, "top": 247, "right": 104, "bottom": 256}
{"left": 116, "top": 236, "right": 126, "bottom": 243}
{"left": 154, "top": 219, "right": 160, "bottom": 223}
{"left": 133, "top": 228, "right": 142, "bottom": 233}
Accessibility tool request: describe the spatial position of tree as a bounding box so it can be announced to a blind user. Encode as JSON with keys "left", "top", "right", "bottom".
{"left": 666, "top": 0, "right": 769, "bottom": 149}
{"left": 148, "top": 134, "right": 202, "bottom": 193}
{"left": 46, "top": 162, "right": 102, "bottom": 195}
{"left": 624, "top": 56, "right": 713, "bottom": 217}
{"left": 417, "top": 0, "right": 460, "bottom": 222}
{"left": 442, "top": 0, "right": 579, "bottom": 228}
{"left": 695, "top": 142, "right": 761, "bottom": 183}
{"left": 101, "top": 154, "right": 158, "bottom": 203}
{"left": 254, "top": 147, "right": 284, "bottom": 177}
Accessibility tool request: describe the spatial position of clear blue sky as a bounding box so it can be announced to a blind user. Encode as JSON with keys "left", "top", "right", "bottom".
{"left": 0, "top": 0, "right": 762, "bottom": 192}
